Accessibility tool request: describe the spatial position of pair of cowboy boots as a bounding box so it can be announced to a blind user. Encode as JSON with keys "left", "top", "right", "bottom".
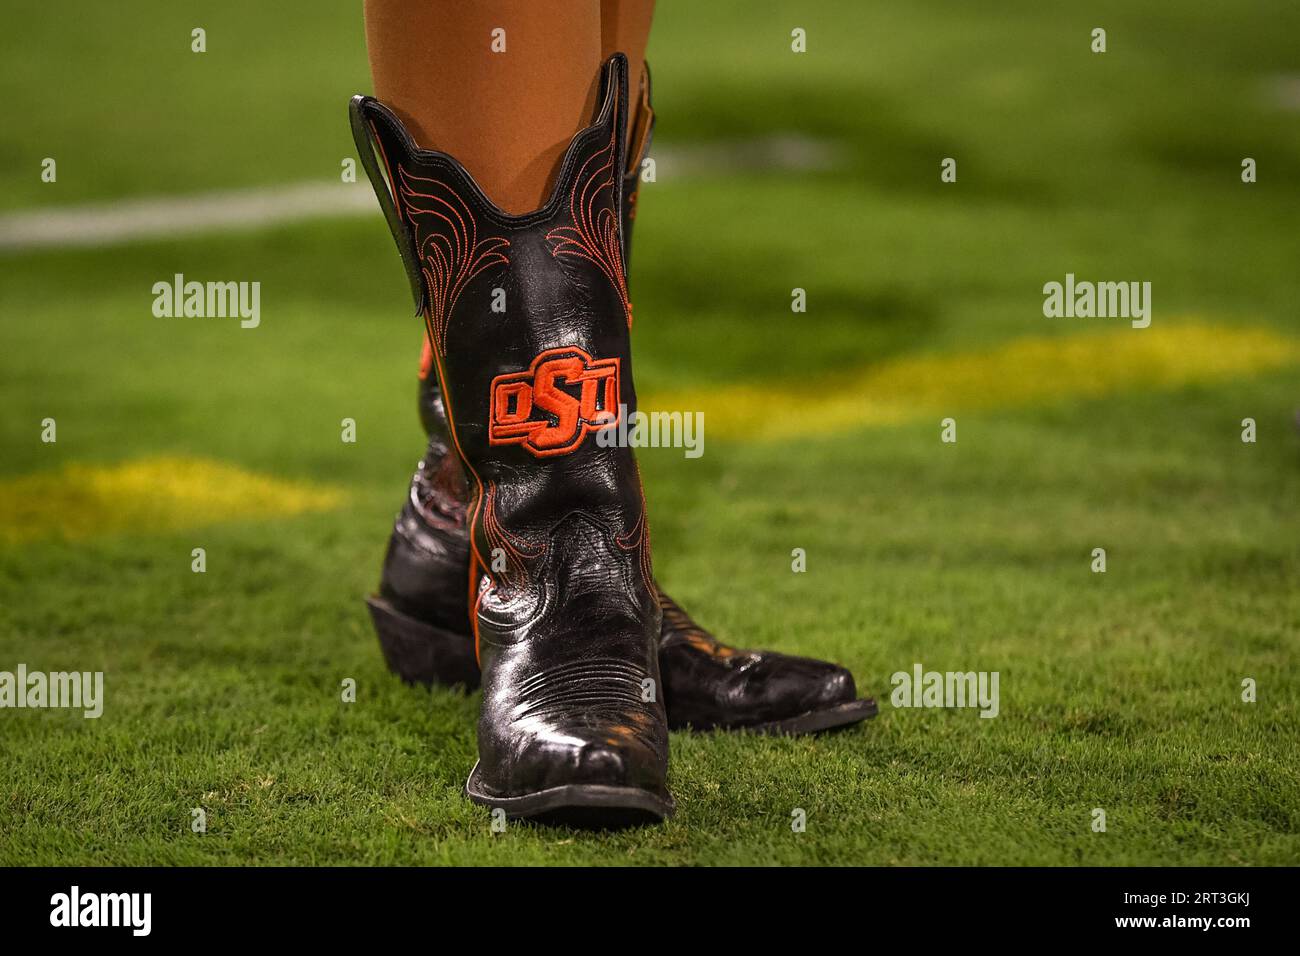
{"left": 351, "top": 54, "right": 875, "bottom": 825}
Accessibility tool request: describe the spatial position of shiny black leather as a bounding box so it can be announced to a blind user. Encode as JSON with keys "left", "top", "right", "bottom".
{"left": 379, "top": 462, "right": 869, "bottom": 733}
{"left": 354, "top": 54, "right": 670, "bottom": 818}
{"left": 378, "top": 387, "right": 470, "bottom": 634}
{"left": 657, "top": 592, "right": 862, "bottom": 731}
{"left": 377, "top": 62, "right": 656, "bottom": 649}
{"left": 367, "top": 59, "right": 875, "bottom": 737}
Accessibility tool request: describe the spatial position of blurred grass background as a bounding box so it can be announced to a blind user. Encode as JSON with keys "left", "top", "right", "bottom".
{"left": 1, "top": 0, "right": 1298, "bottom": 864}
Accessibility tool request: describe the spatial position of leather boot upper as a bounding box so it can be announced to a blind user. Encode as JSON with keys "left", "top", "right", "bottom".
{"left": 353, "top": 54, "right": 669, "bottom": 801}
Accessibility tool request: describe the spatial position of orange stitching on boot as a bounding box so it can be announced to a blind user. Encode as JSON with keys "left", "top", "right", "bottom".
{"left": 482, "top": 480, "right": 543, "bottom": 587}
{"left": 488, "top": 347, "right": 620, "bottom": 457}
{"left": 615, "top": 457, "right": 655, "bottom": 596}
{"left": 388, "top": 164, "right": 511, "bottom": 663}
{"left": 397, "top": 166, "right": 509, "bottom": 353}
{"left": 467, "top": 551, "right": 483, "bottom": 663}
{"left": 419, "top": 302, "right": 491, "bottom": 658}
{"left": 545, "top": 124, "right": 632, "bottom": 329}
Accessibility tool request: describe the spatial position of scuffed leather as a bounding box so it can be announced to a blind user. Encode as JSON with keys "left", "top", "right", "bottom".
{"left": 355, "top": 54, "right": 669, "bottom": 803}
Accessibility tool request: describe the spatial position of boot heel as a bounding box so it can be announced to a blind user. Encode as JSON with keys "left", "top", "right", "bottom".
{"left": 366, "top": 596, "right": 480, "bottom": 691}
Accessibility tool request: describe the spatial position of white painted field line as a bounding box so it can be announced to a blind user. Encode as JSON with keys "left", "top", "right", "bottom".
{"left": 0, "top": 136, "right": 840, "bottom": 253}
{"left": 0, "top": 181, "right": 375, "bottom": 252}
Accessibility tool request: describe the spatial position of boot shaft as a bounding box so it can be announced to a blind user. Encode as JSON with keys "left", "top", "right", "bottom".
{"left": 412, "top": 61, "right": 653, "bottom": 450}
{"left": 352, "top": 54, "right": 656, "bottom": 636}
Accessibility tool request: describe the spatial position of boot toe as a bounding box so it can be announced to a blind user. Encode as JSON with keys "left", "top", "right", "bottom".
{"left": 738, "top": 652, "right": 859, "bottom": 721}
{"left": 482, "top": 716, "right": 667, "bottom": 799}
{"left": 569, "top": 737, "right": 662, "bottom": 790}
{"left": 805, "top": 662, "right": 857, "bottom": 709}
{"left": 574, "top": 741, "right": 627, "bottom": 782}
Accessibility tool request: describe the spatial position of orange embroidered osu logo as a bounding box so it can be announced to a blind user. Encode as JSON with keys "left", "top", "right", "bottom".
{"left": 489, "top": 346, "right": 620, "bottom": 457}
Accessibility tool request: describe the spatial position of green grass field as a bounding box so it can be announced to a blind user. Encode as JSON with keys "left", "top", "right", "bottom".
{"left": 2, "top": 0, "right": 1299, "bottom": 865}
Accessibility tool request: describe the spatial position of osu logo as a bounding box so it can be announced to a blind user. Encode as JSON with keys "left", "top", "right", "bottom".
{"left": 489, "top": 346, "right": 621, "bottom": 457}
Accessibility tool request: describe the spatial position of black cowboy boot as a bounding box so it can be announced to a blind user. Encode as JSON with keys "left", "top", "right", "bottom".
{"left": 363, "top": 63, "right": 877, "bottom": 736}
{"left": 353, "top": 54, "right": 670, "bottom": 824}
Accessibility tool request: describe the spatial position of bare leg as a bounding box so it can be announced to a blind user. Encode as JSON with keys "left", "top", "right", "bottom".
{"left": 364, "top": 0, "right": 602, "bottom": 216}
{"left": 366, "top": 1, "right": 652, "bottom": 375}
{"left": 600, "top": 0, "right": 655, "bottom": 125}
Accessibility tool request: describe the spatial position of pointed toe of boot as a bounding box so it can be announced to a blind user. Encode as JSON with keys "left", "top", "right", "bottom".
{"left": 773, "top": 655, "right": 858, "bottom": 711}
{"left": 738, "top": 652, "right": 877, "bottom": 735}
{"left": 660, "top": 634, "right": 877, "bottom": 736}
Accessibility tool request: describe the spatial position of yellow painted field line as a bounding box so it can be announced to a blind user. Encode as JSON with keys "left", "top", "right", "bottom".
{"left": 646, "top": 323, "right": 1300, "bottom": 441}
{"left": 3, "top": 324, "right": 1294, "bottom": 542}
{"left": 0, "top": 456, "right": 344, "bottom": 544}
